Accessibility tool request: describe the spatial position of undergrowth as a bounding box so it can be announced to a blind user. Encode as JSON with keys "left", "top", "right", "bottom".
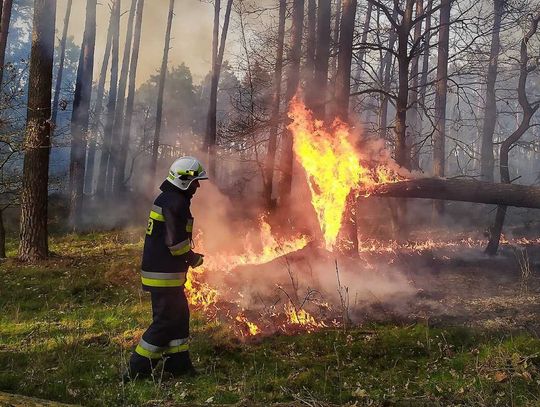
{"left": 0, "top": 231, "right": 539, "bottom": 406}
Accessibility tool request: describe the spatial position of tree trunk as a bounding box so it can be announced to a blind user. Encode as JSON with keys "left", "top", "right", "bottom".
{"left": 311, "top": 0, "right": 331, "bottom": 119}
{"left": 306, "top": 0, "right": 316, "bottom": 77}
{"left": 204, "top": 0, "right": 234, "bottom": 179}
{"left": 378, "top": 8, "right": 398, "bottom": 140}
{"left": 304, "top": 0, "right": 317, "bottom": 109}
{"left": 51, "top": 0, "right": 72, "bottom": 128}
{"left": 116, "top": 0, "right": 144, "bottom": 192}
{"left": 418, "top": 0, "right": 431, "bottom": 113}
{"left": 278, "top": 0, "right": 304, "bottom": 206}
{"left": 110, "top": 0, "right": 136, "bottom": 193}
{"left": 334, "top": 0, "right": 358, "bottom": 256}
{"left": 485, "top": 14, "right": 540, "bottom": 255}
{"left": 150, "top": 0, "right": 175, "bottom": 180}
{"left": 68, "top": 0, "right": 96, "bottom": 230}
{"left": 393, "top": 0, "right": 414, "bottom": 169}
{"left": 262, "top": 0, "right": 286, "bottom": 210}
{"left": 334, "top": 0, "right": 357, "bottom": 121}
{"left": 85, "top": 5, "right": 114, "bottom": 194}
{"left": 352, "top": 1, "right": 372, "bottom": 91}
{"left": 432, "top": 0, "right": 450, "bottom": 215}
{"left": 0, "top": 0, "right": 13, "bottom": 87}
{"left": 18, "top": 0, "right": 57, "bottom": 261}
{"left": 0, "top": 209, "right": 5, "bottom": 259}
{"left": 96, "top": 0, "right": 120, "bottom": 197}
{"left": 406, "top": 0, "right": 423, "bottom": 170}
{"left": 369, "top": 178, "right": 540, "bottom": 209}
{"left": 330, "top": 0, "right": 341, "bottom": 80}
{"left": 480, "top": 0, "right": 503, "bottom": 182}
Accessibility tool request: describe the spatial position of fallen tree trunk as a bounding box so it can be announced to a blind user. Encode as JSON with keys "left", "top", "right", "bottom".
{"left": 366, "top": 178, "right": 540, "bottom": 209}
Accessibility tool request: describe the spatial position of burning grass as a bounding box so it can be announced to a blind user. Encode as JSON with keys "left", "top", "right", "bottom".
{"left": 1, "top": 230, "right": 540, "bottom": 406}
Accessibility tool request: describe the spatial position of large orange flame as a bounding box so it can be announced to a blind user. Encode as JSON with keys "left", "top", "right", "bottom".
{"left": 288, "top": 98, "right": 402, "bottom": 250}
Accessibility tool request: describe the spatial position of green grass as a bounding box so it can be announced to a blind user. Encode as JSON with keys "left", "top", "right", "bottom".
{"left": 1, "top": 231, "right": 539, "bottom": 406}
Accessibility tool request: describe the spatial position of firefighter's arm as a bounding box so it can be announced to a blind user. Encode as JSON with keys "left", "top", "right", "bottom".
{"left": 162, "top": 201, "right": 203, "bottom": 268}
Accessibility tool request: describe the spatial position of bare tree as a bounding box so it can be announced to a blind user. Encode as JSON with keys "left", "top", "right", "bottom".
{"left": 334, "top": 0, "right": 358, "bottom": 256}
{"left": 485, "top": 12, "right": 540, "bottom": 255}
{"left": 116, "top": 0, "right": 144, "bottom": 192}
{"left": 480, "top": 0, "right": 503, "bottom": 182}
{"left": 263, "top": 0, "right": 286, "bottom": 209}
{"left": 110, "top": 0, "right": 136, "bottom": 192}
{"left": 150, "top": 0, "right": 175, "bottom": 180}
{"left": 85, "top": 3, "right": 114, "bottom": 194}
{"left": 312, "top": 0, "right": 332, "bottom": 118}
{"left": 96, "top": 0, "right": 120, "bottom": 197}
{"left": 19, "top": 0, "right": 57, "bottom": 261}
{"left": 432, "top": 0, "right": 451, "bottom": 215}
{"left": 51, "top": 0, "right": 72, "bottom": 129}
{"left": 204, "top": 0, "right": 234, "bottom": 178}
{"left": 278, "top": 0, "right": 304, "bottom": 206}
{"left": 68, "top": 0, "right": 96, "bottom": 230}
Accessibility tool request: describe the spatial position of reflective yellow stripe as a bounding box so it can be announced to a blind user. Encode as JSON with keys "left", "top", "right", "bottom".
{"left": 186, "top": 219, "right": 194, "bottom": 233}
{"left": 150, "top": 211, "right": 165, "bottom": 222}
{"left": 141, "top": 276, "right": 186, "bottom": 287}
{"left": 165, "top": 343, "right": 189, "bottom": 354}
{"left": 135, "top": 344, "right": 162, "bottom": 359}
{"left": 169, "top": 239, "right": 191, "bottom": 256}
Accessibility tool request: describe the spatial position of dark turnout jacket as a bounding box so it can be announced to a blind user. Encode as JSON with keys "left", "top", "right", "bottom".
{"left": 141, "top": 182, "right": 197, "bottom": 292}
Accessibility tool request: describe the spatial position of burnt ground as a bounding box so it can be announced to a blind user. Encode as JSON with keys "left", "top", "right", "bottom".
{"left": 400, "top": 245, "right": 540, "bottom": 335}
{"left": 222, "top": 239, "right": 540, "bottom": 336}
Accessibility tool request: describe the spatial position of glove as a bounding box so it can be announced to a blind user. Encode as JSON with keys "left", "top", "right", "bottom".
{"left": 191, "top": 253, "right": 204, "bottom": 268}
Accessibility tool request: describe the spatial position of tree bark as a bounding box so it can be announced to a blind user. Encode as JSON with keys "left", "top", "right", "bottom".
{"left": 352, "top": 1, "right": 372, "bottom": 91}
{"left": 68, "top": 0, "right": 96, "bottom": 230}
{"left": 85, "top": 5, "right": 114, "bottom": 194}
{"left": 96, "top": 0, "right": 120, "bottom": 197}
{"left": 0, "top": 0, "right": 13, "bottom": 88}
{"left": 393, "top": 0, "right": 415, "bottom": 169}
{"left": 204, "top": 0, "right": 233, "bottom": 179}
{"left": 406, "top": 0, "right": 423, "bottom": 170}
{"left": 51, "top": 0, "right": 71, "bottom": 129}
{"left": 150, "top": 0, "right": 175, "bottom": 180}
{"left": 116, "top": 0, "right": 144, "bottom": 192}
{"left": 432, "top": 0, "right": 450, "bottom": 214}
{"left": 311, "top": 0, "right": 331, "bottom": 118}
{"left": 0, "top": 208, "right": 5, "bottom": 258}
{"left": 334, "top": 0, "right": 357, "bottom": 121}
{"left": 368, "top": 178, "right": 540, "bottom": 209}
{"left": 278, "top": 0, "right": 304, "bottom": 206}
{"left": 334, "top": 0, "right": 358, "bottom": 256}
{"left": 485, "top": 13, "right": 540, "bottom": 255}
{"left": 110, "top": 0, "right": 136, "bottom": 193}
{"left": 262, "top": 0, "right": 286, "bottom": 210}
{"left": 378, "top": 8, "right": 398, "bottom": 140}
{"left": 306, "top": 0, "right": 316, "bottom": 77}
{"left": 480, "top": 0, "right": 503, "bottom": 182}
{"left": 330, "top": 0, "right": 341, "bottom": 81}
{"left": 18, "top": 0, "right": 57, "bottom": 261}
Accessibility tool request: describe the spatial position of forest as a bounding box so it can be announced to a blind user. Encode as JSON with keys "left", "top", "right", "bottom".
{"left": 1, "top": 0, "right": 540, "bottom": 405}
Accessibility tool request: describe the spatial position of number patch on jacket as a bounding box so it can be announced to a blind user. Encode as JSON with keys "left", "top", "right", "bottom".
{"left": 146, "top": 218, "right": 154, "bottom": 235}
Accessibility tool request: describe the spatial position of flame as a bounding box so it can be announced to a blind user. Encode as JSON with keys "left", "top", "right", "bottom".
{"left": 235, "top": 313, "right": 261, "bottom": 336}
{"left": 288, "top": 98, "right": 402, "bottom": 250}
{"left": 283, "top": 302, "right": 326, "bottom": 331}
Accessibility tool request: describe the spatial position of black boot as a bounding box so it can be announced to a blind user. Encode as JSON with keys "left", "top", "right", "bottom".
{"left": 124, "top": 352, "right": 157, "bottom": 381}
{"left": 163, "top": 351, "right": 197, "bottom": 377}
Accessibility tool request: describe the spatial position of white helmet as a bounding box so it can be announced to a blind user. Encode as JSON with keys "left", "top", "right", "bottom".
{"left": 166, "top": 156, "right": 209, "bottom": 190}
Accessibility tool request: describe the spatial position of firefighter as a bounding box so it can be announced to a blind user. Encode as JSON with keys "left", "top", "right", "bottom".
{"left": 126, "top": 156, "right": 208, "bottom": 380}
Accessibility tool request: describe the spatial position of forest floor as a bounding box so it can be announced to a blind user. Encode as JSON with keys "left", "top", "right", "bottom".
{"left": 1, "top": 230, "right": 539, "bottom": 406}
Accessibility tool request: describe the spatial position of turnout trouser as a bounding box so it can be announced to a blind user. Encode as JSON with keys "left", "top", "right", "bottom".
{"left": 128, "top": 289, "right": 192, "bottom": 377}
